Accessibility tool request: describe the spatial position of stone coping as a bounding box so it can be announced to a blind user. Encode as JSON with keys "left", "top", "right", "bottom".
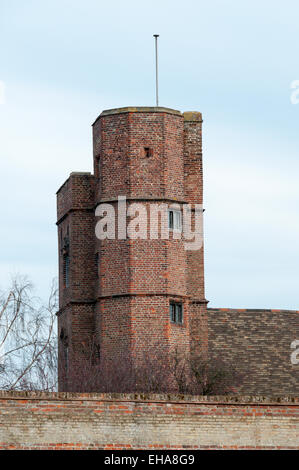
{"left": 92, "top": 107, "right": 181, "bottom": 125}
{"left": 92, "top": 107, "right": 202, "bottom": 125}
{"left": 0, "top": 390, "right": 298, "bottom": 405}
{"left": 183, "top": 111, "right": 203, "bottom": 122}
{"left": 100, "top": 106, "right": 181, "bottom": 117}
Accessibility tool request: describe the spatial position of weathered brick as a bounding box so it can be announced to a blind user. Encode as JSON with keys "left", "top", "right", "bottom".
{"left": 56, "top": 107, "right": 207, "bottom": 389}
{"left": 0, "top": 391, "right": 298, "bottom": 450}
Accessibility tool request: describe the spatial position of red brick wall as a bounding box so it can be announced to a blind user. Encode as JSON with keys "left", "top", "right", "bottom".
{"left": 183, "top": 113, "right": 206, "bottom": 354}
{"left": 57, "top": 107, "right": 208, "bottom": 390}
{"left": 183, "top": 112, "right": 205, "bottom": 301}
{"left": 55, "top": 106, "right": 298, "bottom": 399}
{"left": 57, "top": 173, "right": 95, "bottom": 306}
{"left": 57, "top": 173, "right": 96, "bottom": 389}
{"left": 0, "top": 391, "right": 298, "bottom": 449}
{"left": 93, "top": 108, "right": 206, "bottom": 368}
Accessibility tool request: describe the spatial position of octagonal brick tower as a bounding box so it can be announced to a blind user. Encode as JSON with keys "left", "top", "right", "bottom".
{"left": 57, "top": 106, "right": 207, "bottom": 391}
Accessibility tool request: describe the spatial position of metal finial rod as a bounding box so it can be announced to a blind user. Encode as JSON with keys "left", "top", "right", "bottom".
{"left": 153, "top": 34, "right": 159, "bottom": 106}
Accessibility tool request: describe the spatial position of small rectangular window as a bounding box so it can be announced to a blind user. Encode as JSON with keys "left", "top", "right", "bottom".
{"left": 169, "top": 302, "right": 183, "bottom": 324}
{"left": 169, "top": 210, "right": 174, "bottom": 229}
{"left": 168, "top": 209, "right": 182, "bottom": 231}
{"left": 177, "top": 303, "right": 183, "bottom": 324}
{"left": 144, "top": 147, "right": 152, "bottom": 158}
{"left": 170, "top": 303, "right": 176, "bottom": 322}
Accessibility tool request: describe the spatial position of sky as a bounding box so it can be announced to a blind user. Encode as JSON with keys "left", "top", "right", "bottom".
{"left": 0, "top": 0, "right": 298, "bottom": 308}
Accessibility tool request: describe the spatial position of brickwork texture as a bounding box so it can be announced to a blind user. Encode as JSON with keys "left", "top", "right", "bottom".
{"left": 56, "top": 105, "right": 299, "bottom": 397}
{"left": 0, "top": 391, "right": 298, "bottom": 450}
{"left": 56, "top": 107, "right": 206, "bottom": 390}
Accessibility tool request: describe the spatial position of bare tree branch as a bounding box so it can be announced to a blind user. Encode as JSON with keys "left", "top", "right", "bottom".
{"left": 0, "top": 275, "right": 58, "bottom": 391}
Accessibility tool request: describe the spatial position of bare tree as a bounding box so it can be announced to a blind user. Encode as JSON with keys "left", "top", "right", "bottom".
{"left": 188, "top": 352, "right": 244, "bottom": 395}
{"left": 0, "top": 275, "right": 58, "bottom": 391}
{"left": 62, "top": 340, "right": 243, "bottom": 395}
{"left": 0, "top": 275, "right": 241, "bottom": 395}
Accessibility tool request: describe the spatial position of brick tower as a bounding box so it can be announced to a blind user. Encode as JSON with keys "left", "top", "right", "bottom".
{"left": 56, "top": 107, "right": 207, "bottom": 391}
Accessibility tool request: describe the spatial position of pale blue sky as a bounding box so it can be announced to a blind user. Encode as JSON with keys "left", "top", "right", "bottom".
{"left": 0, "top": 0, "right": 298, "bottom": 308}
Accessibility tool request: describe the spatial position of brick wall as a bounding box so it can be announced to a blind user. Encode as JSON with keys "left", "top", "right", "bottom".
{"left": 93, "top": 108, "right": 202, "bottom": 368}
{"left": 0, "top": 391, "right": 298, "bottom": 450}
{"left": 208, "top": 308, "right": 299, "bottom": 395}
{"left": 57, "top": 107, "right": 208, "bottom": 390}
{"left": 56, "top": 173, "right": 96, "bottom": 389}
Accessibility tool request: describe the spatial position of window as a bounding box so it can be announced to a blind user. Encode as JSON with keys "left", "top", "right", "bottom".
{"left": 168, "top": 209, "right": 182, "bottom": 231}
{"left": 144, "top": 147, "right": 152, "bottom": 158}
{"left": 169, "top": 302, "right": 183, "bottom": 324}
{"left": 63, "top": 254, "right": 70, "bottom": 288}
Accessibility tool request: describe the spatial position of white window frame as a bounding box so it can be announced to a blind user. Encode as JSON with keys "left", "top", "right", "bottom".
{"left": 168, "top": 209, "right": 182, "bottom": 231}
